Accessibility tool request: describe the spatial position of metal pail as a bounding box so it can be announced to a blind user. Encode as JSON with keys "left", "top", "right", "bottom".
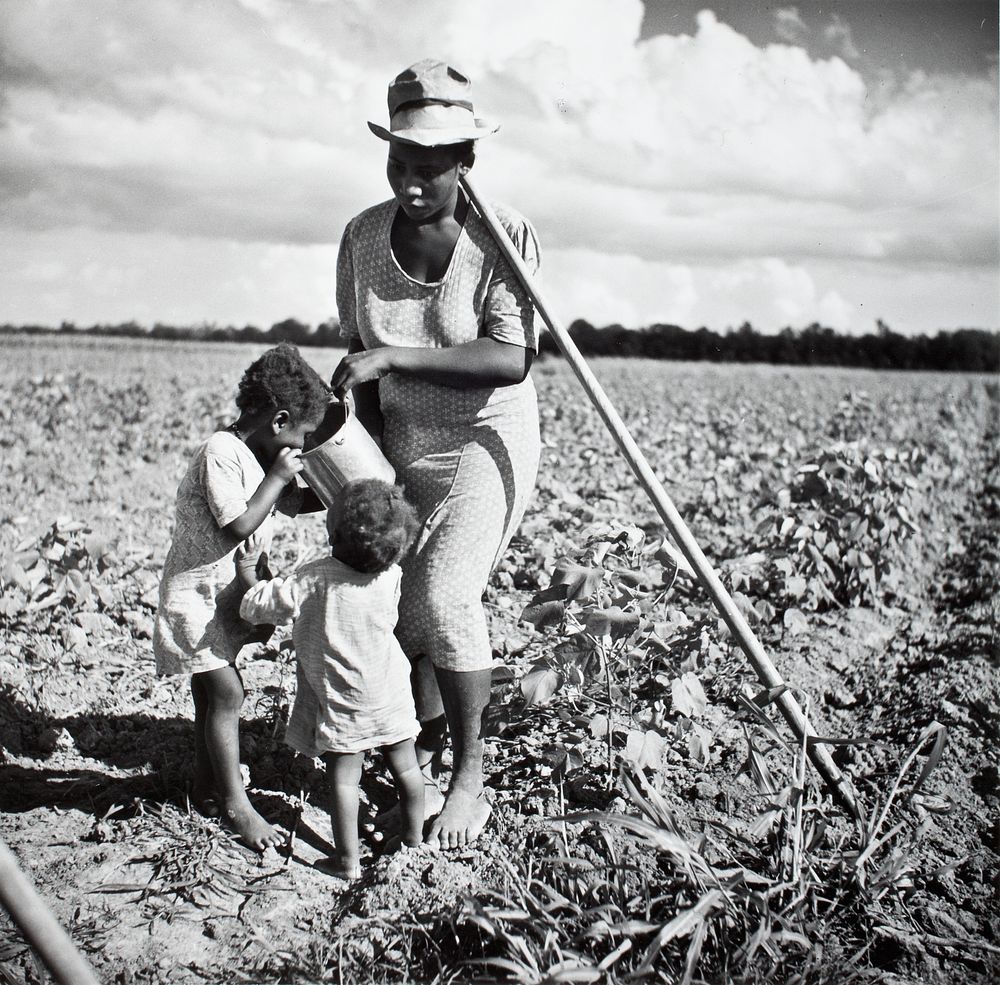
{"left": 299, "top": 400, "right": 395, "bottom": 507}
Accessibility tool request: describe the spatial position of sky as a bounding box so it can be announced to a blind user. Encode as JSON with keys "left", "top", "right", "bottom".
{"left": 1, "top": 0, "right": 996, "bottom": 336}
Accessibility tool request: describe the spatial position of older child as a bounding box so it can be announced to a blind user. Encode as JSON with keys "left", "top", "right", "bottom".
{"left": 240, "top": 479, "right": 423, "bottom": 879}
{"left": 153, "top": 343, "right": 329, "bottom": 851}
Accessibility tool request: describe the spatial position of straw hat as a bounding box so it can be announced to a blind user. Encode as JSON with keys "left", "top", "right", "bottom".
{"left": 368, "top": 59, "right": 499, "bottom": 147}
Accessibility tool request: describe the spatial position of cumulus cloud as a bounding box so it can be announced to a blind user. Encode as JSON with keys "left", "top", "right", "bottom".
{"left": 541, "top": 249, "right": 699, "bottom": 327}
{"left": 0, "top": 0, "right": 995, "bottom": 332}
{"left": 540, "top": 251, "right": 859, "bottom": 332}
{"left": 824, "top": 13, "right": 861, "bottom": 61}
{"left": 706, "top": 259, "right": 840, "bottom": 330}
{"left": 774, "top": 7, "right": 809, "bottom": 45}
{"left": 0, "top": 227, "right": 339, "bottom": 327}
{"left": 2, "top": 224, "right": 994, "bottom": 336}
{"left": 2, "top": 1, "right": 995, "bottom": 259}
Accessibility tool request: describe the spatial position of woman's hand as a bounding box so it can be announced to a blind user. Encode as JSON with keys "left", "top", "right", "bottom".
{"left": 331, "top": 347, "right": 396, "bottom": 398}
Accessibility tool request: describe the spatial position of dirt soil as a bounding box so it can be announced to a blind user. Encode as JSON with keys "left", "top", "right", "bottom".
{"left": 0, "top": 338, "right": 996, "bottom": 984}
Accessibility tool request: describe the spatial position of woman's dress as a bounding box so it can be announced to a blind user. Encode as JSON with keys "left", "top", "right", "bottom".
{"left": 336, "top": 199, "right": 541, "bottom": 672}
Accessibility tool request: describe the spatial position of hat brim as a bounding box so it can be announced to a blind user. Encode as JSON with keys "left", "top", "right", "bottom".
{"left": 367, "top": 119, "right": 499, "bottom": 146}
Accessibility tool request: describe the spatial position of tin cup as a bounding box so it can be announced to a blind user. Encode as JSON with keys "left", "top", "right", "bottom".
{"left": 299, "top": 400, "right": 395, "bottom": 507}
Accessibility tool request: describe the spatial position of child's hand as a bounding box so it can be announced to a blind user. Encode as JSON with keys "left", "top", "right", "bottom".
{"left": 236, "top": 551, "right": 273, "bottom": 590}
{"left": 269, "top": 447, "right": 303, "bottom": 482}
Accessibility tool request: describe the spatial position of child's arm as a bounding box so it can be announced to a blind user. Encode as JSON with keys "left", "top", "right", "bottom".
{"left": 239, "top": 573, "right": 301, "bottom": 627}
{"left": 225, "top": 448, "right": 303, "bottom": 541}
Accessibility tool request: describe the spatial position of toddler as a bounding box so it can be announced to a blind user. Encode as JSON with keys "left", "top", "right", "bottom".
{"left": 240, "top": 479, "right": 424, "bottom": 879}
{"left": 153, "top": 343, "right": 329, "bottom": 851}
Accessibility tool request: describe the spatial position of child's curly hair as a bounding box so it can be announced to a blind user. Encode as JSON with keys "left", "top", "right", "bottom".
{"left": 328, "top": 479, "right": 419, "bottom": 574}
{"left": 236, "top": 343, "right": 329, "bottom": 424}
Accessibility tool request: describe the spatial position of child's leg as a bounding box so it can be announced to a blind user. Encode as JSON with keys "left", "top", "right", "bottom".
{"left": 197, "top": 665, "right": 281, "bottom": 851}
{"left": 374, "top": 658, "right": 445, "bottom": 828}
{"left": 383, "top": 739, "right": 425, "bottom": 848}
{"left": 319, "top": 752, "right": 364, "bottom": 879}
{"left": 189, "top": 675, "right": 218, "bottom": 815}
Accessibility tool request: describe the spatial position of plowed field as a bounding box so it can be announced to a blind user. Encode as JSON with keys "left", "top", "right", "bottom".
{"left": 1, "top": 336, "right": 996, "bottom": 984}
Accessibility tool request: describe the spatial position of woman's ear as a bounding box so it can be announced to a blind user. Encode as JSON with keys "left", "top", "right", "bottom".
{"left": 271, "top": 409, "right": 290, "bottom": 433}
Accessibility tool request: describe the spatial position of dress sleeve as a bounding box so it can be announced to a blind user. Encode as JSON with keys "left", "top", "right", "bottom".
{"left": 239, "top": 575, "right": 301, "bottom": 626}
{"left": 483, "top": 214, "right": 542, "bottom": 352}
{"left": 336, "top": 220, "right": 360, "bottom": 345}
{"left": 202, "top": 437, "right": 251, "bottom": 529}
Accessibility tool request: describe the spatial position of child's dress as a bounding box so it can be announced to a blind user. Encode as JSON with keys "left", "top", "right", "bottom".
{"left": 153, "top": 430, "right": 300, "bottom": 676}
{"left": 239, "top": 557, "right": 419, "bottom": 755}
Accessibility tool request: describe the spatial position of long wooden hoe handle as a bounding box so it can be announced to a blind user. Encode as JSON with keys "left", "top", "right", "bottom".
{"left": 0, "top": 836, "right": 102, "bottom": 985}
{"left": 461, "top": 174, "right": 860, "bottom": 821}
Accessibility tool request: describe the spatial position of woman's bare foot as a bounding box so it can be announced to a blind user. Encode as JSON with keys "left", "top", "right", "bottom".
{"left": 425, "top": 786, "right": 492, "bottom": 850}
{"left": 222, "top": 798, "right": 282, "bottom": 852}
{"left": 314, "top": 856, "right": 362, "bottom": 881}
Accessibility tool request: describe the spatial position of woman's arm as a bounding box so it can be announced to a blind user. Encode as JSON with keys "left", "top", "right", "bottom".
{"left": 239, "top": 575, "right": 300, "bottom": 626}
{"left": 332, "top": 337, "right": 532, "bottom": 397}
{"left": 343, "top": 338, "right": 386, "bottom": 439}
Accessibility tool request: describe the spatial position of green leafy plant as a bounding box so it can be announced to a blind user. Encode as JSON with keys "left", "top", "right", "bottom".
{"left": 750, "top": 442, "right": 921, "bottom": 615}
{"left": 0, "top": 518, "right": 115, "bottom": 625}
{"left": 517, "top": 524, "right": 694, "bottom": 784}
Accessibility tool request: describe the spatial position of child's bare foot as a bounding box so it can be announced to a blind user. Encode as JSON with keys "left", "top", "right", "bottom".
{"left": 314, "top": 856, "right": 362, "bottom": 881}
{"left": 189, "top": 784, "right": 221, "bottom": 819}
{"left": 381, "top": 832, "right": 427, "bottom": 854}
{"left": 375, "top": 773, "right": 443, "bottom": 829}
{"left": 222, "top": 799, "right": 282, "bottom": 852}
{"left": 425, "top": 787, "right": 492, "bottom": 850}
{"left": 190, "top": 757, "right": 219, "bottom": 816}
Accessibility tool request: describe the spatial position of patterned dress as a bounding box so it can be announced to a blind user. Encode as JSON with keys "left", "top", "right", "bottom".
{"left": 153, "top": 431, "right": 300, "bottom": 676}
{"left": 336, "top": 199, "right": 542, "bottom": 672}
{"left": 240, "top": 558, "right": 419, "bottom": 755}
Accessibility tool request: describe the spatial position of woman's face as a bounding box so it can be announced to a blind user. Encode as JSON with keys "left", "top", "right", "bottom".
{"left": 386, "top": 141, "right": 462, "bottom": 223}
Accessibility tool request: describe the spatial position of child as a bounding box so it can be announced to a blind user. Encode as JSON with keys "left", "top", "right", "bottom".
{"left": 153, "top": 343, "right": 329, "bottom": 851}
{"left": 239, "top": 478, "right": 424, "bottom": 879}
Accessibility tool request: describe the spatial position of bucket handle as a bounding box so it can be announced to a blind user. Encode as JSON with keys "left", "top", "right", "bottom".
{"left": 332, "top": 396, "right": 350, "bottom": 446}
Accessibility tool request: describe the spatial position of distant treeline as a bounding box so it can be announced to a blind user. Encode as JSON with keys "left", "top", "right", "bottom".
{"left": 540, "top": 320, "right": 999, "bottom": 372}
{"left": 2, "top": 317, "right": 997, "bottom": 372}
{"left": 0, "top": 317, "right": 344, "bottom": 349}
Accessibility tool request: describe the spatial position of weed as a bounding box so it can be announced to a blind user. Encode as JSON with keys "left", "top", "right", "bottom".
{"left": 450, "top": 690, "right": 953, "bottom": 984}
{"left": 92, "top": 803, "right": 284, "bottom": 926}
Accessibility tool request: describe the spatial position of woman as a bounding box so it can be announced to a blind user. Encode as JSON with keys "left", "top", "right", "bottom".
{"left": 330, "top": 59, "right": 541, "bottom": 849}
